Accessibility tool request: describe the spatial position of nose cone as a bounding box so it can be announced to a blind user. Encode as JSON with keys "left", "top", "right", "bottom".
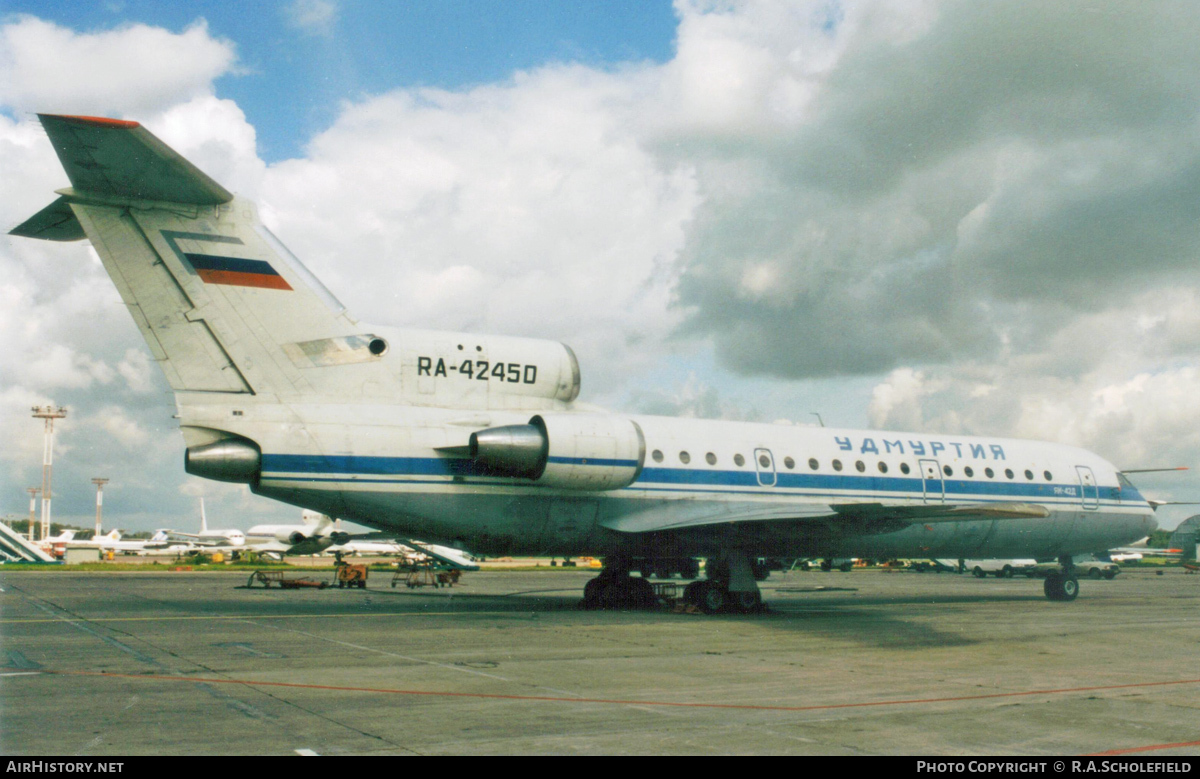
{"left": 1144, "top": 514, "right": 1160, "bottom": 535}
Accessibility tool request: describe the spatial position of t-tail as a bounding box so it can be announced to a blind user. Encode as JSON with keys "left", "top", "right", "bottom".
{"left": 13, "top": 114, "right": 364, "bottom": 397}
{"left": 11, "top": 114, "right": 392, "bottom": 485}
{"left": 13, "top": 114, "right": 582, "bottom": 499}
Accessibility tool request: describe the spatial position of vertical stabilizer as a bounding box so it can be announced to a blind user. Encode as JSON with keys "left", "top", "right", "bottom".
{"left": 11, "top": 114, "right": 382, "bottom": 402}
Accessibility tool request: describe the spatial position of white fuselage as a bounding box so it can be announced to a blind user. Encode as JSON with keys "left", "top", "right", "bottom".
{"left": 186, "top": 397, "right": 1155, "bottom": 561}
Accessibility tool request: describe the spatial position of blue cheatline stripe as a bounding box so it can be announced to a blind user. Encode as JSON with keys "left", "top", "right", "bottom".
{"left": 547, "top": 456, "right": 638, "bottom": 467}
{"left": 259, "top": 453, "right": 1145, "bottom": 505}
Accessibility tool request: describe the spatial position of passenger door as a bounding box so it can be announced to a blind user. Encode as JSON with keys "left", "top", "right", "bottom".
{"left": 754, "top": 448, "right": 777, "bottom": 487}
{"left": 1076, "top": 466, "right": 1099, "bottom": 510}
{"left": 920, "top": 459, "right": 944, "bottom": 503}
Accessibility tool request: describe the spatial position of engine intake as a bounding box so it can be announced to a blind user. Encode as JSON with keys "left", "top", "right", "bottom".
{"left": 468, "top": 414, "right": 645, "bottom": 491}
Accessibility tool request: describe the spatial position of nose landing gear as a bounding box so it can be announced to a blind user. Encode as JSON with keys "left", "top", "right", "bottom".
{"left": 1044, "top": 556, "right": 1080, "bottom": 601}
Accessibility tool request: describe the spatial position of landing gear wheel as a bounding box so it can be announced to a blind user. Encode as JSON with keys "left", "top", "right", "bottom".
{"left": 627, "top": 576, "right": 657, "bottom": 608}
{"left": 699, "top": 582, "right": 728, "bottom": 614}
{"left": 734, "top": 590, "right": 762, "bottom": 613}
{"left": 583, "top": 578, "right": 608, "bottom": 610}
{"left": 1044, "top": 573, "right": 1080, "bottom": 601}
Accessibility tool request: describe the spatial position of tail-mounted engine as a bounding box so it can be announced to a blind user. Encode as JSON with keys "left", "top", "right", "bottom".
{"left": 184, "top": 437, "right": 261, "bottom": 484}
{"left": 469, "top": 414, "right": 645, "bottom": 490}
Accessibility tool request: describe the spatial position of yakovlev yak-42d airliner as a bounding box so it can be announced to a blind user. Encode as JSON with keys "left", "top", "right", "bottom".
{"left": 13, "top": 114, "right": 1164, "bottom": 611}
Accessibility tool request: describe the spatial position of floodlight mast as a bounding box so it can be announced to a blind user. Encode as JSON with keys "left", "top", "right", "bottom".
{"left": 92, "top": 478, "right": 110, "bottom": 535}
{"left": 26, "top": 487, "right": 40, "bottom": 542}
{"left": 31, "top": 406, "right": 66, "bottom": 541}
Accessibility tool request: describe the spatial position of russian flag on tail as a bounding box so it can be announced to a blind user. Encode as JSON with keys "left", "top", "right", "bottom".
{"left": 184, "top": 253, "right": 293, "bottom": 291}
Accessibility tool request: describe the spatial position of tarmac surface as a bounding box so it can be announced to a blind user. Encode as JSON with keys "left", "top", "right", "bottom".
{"left": 2, "top": 565, "right": 1199, "bottom": 756}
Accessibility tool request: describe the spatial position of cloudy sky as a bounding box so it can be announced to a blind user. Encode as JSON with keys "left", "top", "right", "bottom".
{"left": 4, "top": 0, "right": 1200, "bottom": 534}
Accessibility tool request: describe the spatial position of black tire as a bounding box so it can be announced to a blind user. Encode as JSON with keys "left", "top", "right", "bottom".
{"left": 840, "top": 562, "right": 854, "bottom": 572}
{"left": 820, "top": 560, "right": 833, "bottom": 572}
{"left": 1001, "top": 566, "right": 1014, "bottom": 579}
{"left": 1104, "top": 569, "right": 1117, "bottom": 580}
{"left": 583, "top": 578, "right": 607, "bottom": 609}
{"left": 734, "top": 590, "right": 762, "bottom": 613}
{"left": 973, "top": 566, "right": 986, "bottom": 578}
{"left": 628, "top": 576, "right": 657, "bottom": 608}
{"left": 1088, "top": 567, "right": 1102, "bottom": 579}
{"left": 700, "top": 583, "right": 727, "bottom": 614}
{"left": 1044, "top": 573, "right": 1080, "bottom": 601}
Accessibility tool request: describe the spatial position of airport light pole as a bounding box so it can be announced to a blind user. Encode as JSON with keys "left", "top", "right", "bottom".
{"left": 31, "top": 406, "right": 67, "bottom": 541}
{"left": 26, "top": 487, "right": 41, "bottom": 542}
{"left": 92, "top": 478, "right": 110, "bottom": 536}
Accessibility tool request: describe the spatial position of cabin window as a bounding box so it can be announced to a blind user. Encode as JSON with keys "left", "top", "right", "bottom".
{"left": 734, "top": 454, "right": 746, "bottom": 467}
{"left": 964, "top": 466, "right": 974, "bottom": 478}
{"left": 652, "top": 450, "right": 663, "bottom": 463}
{"left": 943, "top": 465, "right": 954, "bottom": 477}
{"left": 900, "top": 462, "right": 911, "bottom": 475}
{"left": 706, "top": 452, "right": 717, "bottom": 465}
{"left": 784, "top": 456, "right": 795, "bottom": 469}
{"left": 809, "top": 458, "right": 819, "bottom": 470}
{"left": 758, "top": 454, "right": 771, "bottom": 468}
{"left": 832, "top": 459, "right": 843, "bottom": 471}
{"left": 855, "top": 460, "right": 866, "bottom": 472}
{"left": 1044, "top": 470, "right": 1053, "bottom": 481}
{"left": 679, "top": 451, "right": 691, "bottom": 464}
{"left": 1005, "top": 468, "right": 1015, "bottom": 479}
{"left": 878, "top": 462, "right": 888, "bottom": 474}
{"left": 985, "top": 467, "right": 995, "bottom": 478}
{"left": 1024, "top": 469, "right": 1034, "bottom": 480}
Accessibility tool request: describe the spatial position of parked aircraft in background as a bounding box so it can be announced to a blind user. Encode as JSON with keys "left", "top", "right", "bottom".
{"left": 1101, "top": 538, "right": 1183, "bottom": 563}
{"left": 59, "top": 529, "right": 172, "bottom": 555}
{"left": 38, "top": 529, "right": 77, "bottom": 558}
{"left": 244, "top": 510, "right": 351, "bottom": 558}
{"left": 163, "top": 498, "right": 246, "bottom": 547}
{"left": 14, "top": 113, "right": 1165, "bottom": 611}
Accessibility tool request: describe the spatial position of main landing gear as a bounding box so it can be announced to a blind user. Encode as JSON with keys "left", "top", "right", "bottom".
{"left": 582, "top": 553, "right": 766, "bottom": 614}
{"left": 1044, "top": 555, "right": 1080, "bottom": 602}
{"left": 581, "top": 564, "right": 657, "bottom": 610}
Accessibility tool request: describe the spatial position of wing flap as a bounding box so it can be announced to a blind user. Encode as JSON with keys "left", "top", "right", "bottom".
{"left": 37, "top": 114, "right": 232, "bottom": 205}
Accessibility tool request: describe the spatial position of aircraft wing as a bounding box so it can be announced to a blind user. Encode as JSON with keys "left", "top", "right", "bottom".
{"left": 600, "top": 501, "right": 1050, "bottom": 534}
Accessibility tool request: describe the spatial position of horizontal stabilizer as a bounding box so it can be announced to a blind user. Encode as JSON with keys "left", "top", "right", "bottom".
{"left": 9, "top": 196, "right": 85, "bottom": 241}
{"left": 37, "top": 114, "right": 232, "bottom": 205}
